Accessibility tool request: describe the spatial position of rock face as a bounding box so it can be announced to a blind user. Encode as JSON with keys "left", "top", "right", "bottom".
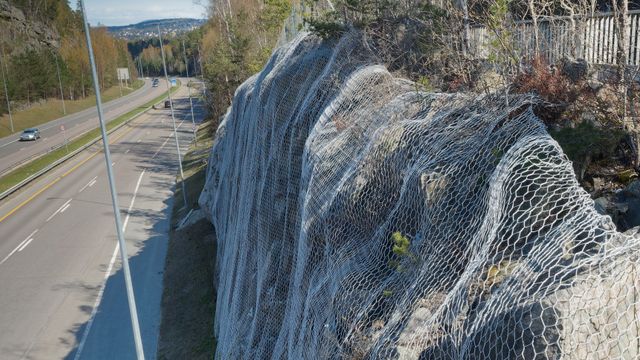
{"left": 199, "top": 32, "right": 640, "bottom": 359}
{"left": 593, "top": 180, "right": 640, "bottom": 231}
{"left": 0, "top": 0, "right": 59, "bottom": 53}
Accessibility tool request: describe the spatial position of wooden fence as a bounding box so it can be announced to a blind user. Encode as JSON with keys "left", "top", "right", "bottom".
{"left": 469, "top": 10, "right": 640, "bottom": 66}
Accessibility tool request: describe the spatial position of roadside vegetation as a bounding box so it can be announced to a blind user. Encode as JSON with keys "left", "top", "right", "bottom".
{"left": 200, "top": 0, "right": 292, "bottom": 125}
{"left": 0, "top": 79, "right": 143, "bottom": 137}
{"left": 299, "top": 0, "right": 640, "bottom": 195}
{"left": 157, "top": 120, "right": 217, "bottom": 360}
{"left": 0, "top": 82, "right": 179, "bottom": 195}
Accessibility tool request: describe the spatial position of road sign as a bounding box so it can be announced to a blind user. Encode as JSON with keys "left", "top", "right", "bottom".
{"left": 117, "top": 68, "right": 130, "bottom": 80}
{"left": 60, "top": 125, "right": 68, "bottom": 152}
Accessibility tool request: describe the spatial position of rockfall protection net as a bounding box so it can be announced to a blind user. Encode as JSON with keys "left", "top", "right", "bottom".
{"left": 199, "top": 32, "right": 640, "bottom": 359}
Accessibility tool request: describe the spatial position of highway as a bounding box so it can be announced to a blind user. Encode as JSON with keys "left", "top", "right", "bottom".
{"left": 0, "top": 78, "right": 168, "bottom": 176}
{"left": 0, "top": 83, "right": 202, "bottom": 359}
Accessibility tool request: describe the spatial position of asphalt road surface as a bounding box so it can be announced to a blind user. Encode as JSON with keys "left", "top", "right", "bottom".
{"left": 0, "top": 78, "right": 168, "bottom": 176}
{"left": 0, "top": 84, "right": 203, "bottom": 359}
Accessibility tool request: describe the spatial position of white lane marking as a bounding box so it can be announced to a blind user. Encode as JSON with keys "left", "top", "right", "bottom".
{"left": 73, "top": 242, "right": 119, "bottom": 360}
{"left": 73, "top": 170, "right": 145, "bottom": 360}
{"left": 59, "top": 203, "right": 71, "bottom": 213}
{"left": 79, "top": 176, "right": 98, "bottom": 193}
{"left": 0, "top": 138, "right": 19, "bottom": 149}
{"left": 46, "top": 199, "right": 72, "bottom": 222}
{"left": 122, "top": 171, "right": 145, "bottom": 231}
{"left": 125, "top": 149, "right": 130, "bottom": 154}
{"left": 17, "top": 238, "right": 34, "bottom": 252}
{"left": 151, "top": 119, "right": 186, "bottom": 159}
{"left": 0, "top": 229, "right": 38, "bottom": 265}
{"left": 152, "top": 136, "right": 172, "bottom": 159}
{"left": 46, "top": 211, "right": 59, "bottom": 222}
{"left": 60, "top": 199, "right": 72, "bottom": 209}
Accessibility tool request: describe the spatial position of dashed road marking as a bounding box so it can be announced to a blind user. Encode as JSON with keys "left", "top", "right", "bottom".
{"left": 59, "top": 202, "right": 71, "bottom": 213}
{"left": 17, "top": 238, "right": 34, "bottom": 252}
{"left": 79, "top": 176, "right": 98, "bottom": 193}
{"left": 46, "top": 199, "right": 72, "bottom": 222}
{"left": 0, "top": 229, "right": 38, "bottom": 264}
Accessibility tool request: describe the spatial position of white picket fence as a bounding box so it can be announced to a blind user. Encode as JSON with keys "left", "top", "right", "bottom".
{"left": 469, "top": 10, "right": 640, "bottom": 66}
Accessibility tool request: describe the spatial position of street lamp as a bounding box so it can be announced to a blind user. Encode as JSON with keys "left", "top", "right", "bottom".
{"left": 158, "top": 25, "right": 188, "bottom": 209}
{"left": 78, "top": 2, "right": 145, "bottom": 359}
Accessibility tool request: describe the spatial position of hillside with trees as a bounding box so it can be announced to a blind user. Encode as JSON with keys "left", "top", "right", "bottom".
{"left": 0, "top": 0, "right": 137, "bottom": 118}
{"left": 128, "top": 27, "right": 204, "bottom": 78}
{"left": 198, "top": 0, "right": 292, "bottom": 122}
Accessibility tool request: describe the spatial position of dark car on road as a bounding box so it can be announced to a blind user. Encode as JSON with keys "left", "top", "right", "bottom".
{"left": 164, "top": 100, "right": 171, "bottom": 108}
{"left": 19, "top": 128, "right": 40, "bottom": 141}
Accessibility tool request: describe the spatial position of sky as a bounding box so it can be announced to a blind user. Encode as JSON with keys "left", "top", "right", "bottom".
{"left": 83, "top": 0, "right": 207, "bottom": 26}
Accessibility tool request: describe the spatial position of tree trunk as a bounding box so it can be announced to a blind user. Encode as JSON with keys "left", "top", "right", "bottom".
{"left": 612, "top": 0, "right": 635, "bottom": 164}
{"left": 528, "top": 0, "right": 539, "bottom": 55}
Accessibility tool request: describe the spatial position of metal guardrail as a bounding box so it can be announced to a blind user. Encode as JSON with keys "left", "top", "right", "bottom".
{"left": 0, "top": 101, "right": 160, "bottom": 201}
{"left": 0, "top": 141, "right": 68, "bottom": 178}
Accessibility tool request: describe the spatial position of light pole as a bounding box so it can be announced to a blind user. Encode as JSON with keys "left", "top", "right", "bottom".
{"left": 181, "top": 40, "right": 197, "bottom": 142}
{"left": 53, "top": 51, "right": 66, "bottom": 115}
{"left": 0, "top": 45, "right": 13, "bottom": 133}
{"left": 78, "top": 2, "right": 145, "bottom": 359}
{"left": 158, "top": 25, "right": 188, "bottom": 209}
{"left": 197, "top": 46, "right": 208, "bottom": 104}
{"left": 138, "top": 56, "right": 144, "bottom": 79}
{"left": 115, "top": 53, "right": 123, "bottom": 97}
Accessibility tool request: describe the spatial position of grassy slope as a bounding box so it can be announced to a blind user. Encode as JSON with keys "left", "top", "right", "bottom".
{"left": 0, "top": 82, "right": 179, "bottom": 194}
{"left": 0, "top": 80, "right": 144, "bottom": 137}
{"left": 157, "top": 120, "right": 217, "bottom": 359}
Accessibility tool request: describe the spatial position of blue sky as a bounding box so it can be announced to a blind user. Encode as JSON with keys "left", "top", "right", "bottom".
{"left": 83, "top": 0, "right": 207, "bottom": 26}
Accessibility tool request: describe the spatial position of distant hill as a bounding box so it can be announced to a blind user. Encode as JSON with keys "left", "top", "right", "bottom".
{"left": 107, "top": 18, "right": 205, "bottom": 40}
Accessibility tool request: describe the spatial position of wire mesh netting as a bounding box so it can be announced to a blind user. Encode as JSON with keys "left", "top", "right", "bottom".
{"left": 199, "top": 32, "right": 640, "bottom": 359}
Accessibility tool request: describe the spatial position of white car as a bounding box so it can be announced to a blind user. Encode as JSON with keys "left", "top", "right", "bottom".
{"left": 20, "top": 128, "right": 40, "bottom": 141}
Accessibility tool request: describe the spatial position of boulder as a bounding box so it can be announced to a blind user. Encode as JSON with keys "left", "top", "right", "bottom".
{"left": 562, "top": 58, "right": 588, "bottom": 82}
{"left": 594, "top": 197, "right": 610, "bottom": 215}
{"left": 623, "top": 179, "right": 640, "bottom": 199}
{"left": 592, "top": 177, "right": 605, "bottom": 192}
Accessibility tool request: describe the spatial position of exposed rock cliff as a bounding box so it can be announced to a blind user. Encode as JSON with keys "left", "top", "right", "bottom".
{"left": 199, "top": 32, "right": 640, "bottom": 359}
{"left": 0, "top": 0, "right": 59, "bottom": 53}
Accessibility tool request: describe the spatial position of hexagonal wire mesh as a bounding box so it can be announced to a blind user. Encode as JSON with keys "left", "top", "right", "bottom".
{"left": 199, "top": 32, "right": 640, "bottom": 359}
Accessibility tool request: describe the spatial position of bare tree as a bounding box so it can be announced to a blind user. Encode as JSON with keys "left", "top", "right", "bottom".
{"left": 559, "top": 0, "right": 595, "bottom": 59}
